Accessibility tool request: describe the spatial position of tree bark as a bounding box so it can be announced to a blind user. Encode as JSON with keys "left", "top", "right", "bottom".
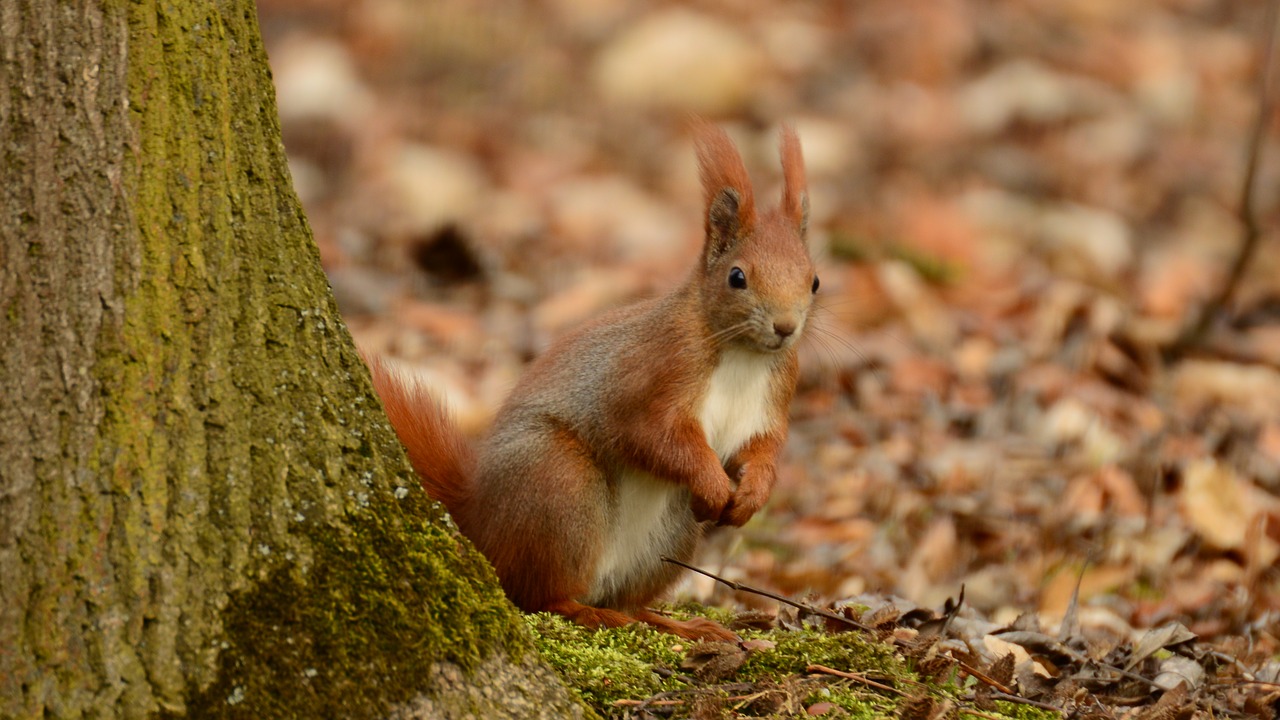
{"left": 0, "top": 1, "right": 583, "bottom": 717}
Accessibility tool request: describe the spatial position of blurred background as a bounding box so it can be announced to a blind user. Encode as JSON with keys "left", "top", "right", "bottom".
{"left": 256, "top": 0, "right": 1280, "bottom": 641}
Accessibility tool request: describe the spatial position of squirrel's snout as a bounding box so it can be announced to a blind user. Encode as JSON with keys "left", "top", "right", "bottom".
{"left": 769, "top": 309, "right": 806, "bottom": 344}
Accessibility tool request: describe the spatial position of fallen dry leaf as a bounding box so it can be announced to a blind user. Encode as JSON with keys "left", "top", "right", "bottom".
{"left": 1179, "top": 459, "right": 1278, "bottom": 559}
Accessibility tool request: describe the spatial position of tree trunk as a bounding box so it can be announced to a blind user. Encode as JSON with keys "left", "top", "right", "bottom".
{"left": 0, "top": 1, "right": 583, "bottom": 717}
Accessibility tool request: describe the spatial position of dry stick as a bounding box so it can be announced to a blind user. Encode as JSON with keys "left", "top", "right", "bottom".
{"left": 614, "top": 682, "right": 772, "bottom": 709}
{"left": 988, "top": 690, "right": 1069, "bottom": 716}
{"left": 814, "top": 663, "right": 1064, "bottom": 718}
{"left": 729, "top": 689, "right": 778, "bottom": 713}
{"left": 663, "top": 556, "right": 1154, "bottom": 700}
{"left": 1168, "top": 0, "right": 1280, "bottom": 359}
{"left": 659, "top": 555, "right": 872, "bottom": 632}
{"left": 951, "top": 659, "right": 1068, "bottom": 716}
{"left": 806, "top": 664, "right": 907, "bottom": 696}
{"left": 959, "top": 709, "right": 1008, "bottom": 720}
{"left": 953, "top": 658, "right": 1015, "bottom": 696}
{"left": 612, "top": 698, "right": 682, "bottom": 708}
{"left": 659, "top": 558, "right": 1072, "bottom": 716}
{"left": 993, "top": 630, "right": 1165, "bottom": 691}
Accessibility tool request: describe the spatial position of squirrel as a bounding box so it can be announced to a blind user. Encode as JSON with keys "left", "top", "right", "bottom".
{"left": 366, "top": 123, "right": 817, "bottom": 641}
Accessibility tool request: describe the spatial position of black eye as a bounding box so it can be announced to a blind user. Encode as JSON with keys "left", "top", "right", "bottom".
{"left": 728, "top": 267, "right": 747, "bottom": 289}
{"left": 811, "top": 275, "right": 820, "bottom": 294}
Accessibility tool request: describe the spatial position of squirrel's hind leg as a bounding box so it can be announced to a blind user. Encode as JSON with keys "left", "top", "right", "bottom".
{"left": 632, "top": 608, "right": 738, "bottom": 642}
{"left": 542, "top": 600, "right": 637, "bottom": 631}
{"left": 475, "top": 427, "right": 610, "bottom": 612}
{"left": 541, "top": 602, "right": 738, "bottom": 642}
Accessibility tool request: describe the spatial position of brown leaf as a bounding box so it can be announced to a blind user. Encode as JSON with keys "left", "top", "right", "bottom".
{"left": 863, "top": 604, "right": 904, "bottom": 629}
{"left": 1039, "top": 564, "right": 1136, "bottom": 621}
{"left": 730, "top": 610, "right": 777, "bottom": 632}
{"left": 691, "top": 693, "right": 728, "bottom": 720}
{"left": 897, "top": 694, "right": 939, "bottom": 720}
{"left": 532, "top": 268, "right": 645, "bottom": 337}
{"left": 916, "top": 654, "right": 956, "bottom": 684}
{"left": 1127, "top": 623, "right": 1198, "bottom": 671}
{"left": 1179, "top": 459, "right": 1280, "bottom": 559}
{"left": 396, "top": 300, "right": 485, "bottom": 349}
{"left": 1173, "top": 360, "right": 1280, "bottom": 421}
{"left": 1242, "top": 691, "right": 1279, "bottom": 720}
{"left": 680, "top": 641, "right": 747, "bottom": 682}
{"left": 1135, "top": 683, "right": 1193, "bottom": 720}
{"left": 902, "top": 516, "right": 959, "bottom": 601}
{"left": 1139, "top": 251, "right": 1211, "bottom": 320}
{"left": 890, "top": 355, "right": 953, "bottom": 398}
{"left": 988, "top": 651, "right": 1016, "bottom": 689}
{"left": 1154, "top": 656, "right": 1204, "bottom": 691}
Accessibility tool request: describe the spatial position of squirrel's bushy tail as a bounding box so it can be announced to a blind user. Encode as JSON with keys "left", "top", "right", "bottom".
{"left": 363, "top": 353, "right": 475, "bottom": 512}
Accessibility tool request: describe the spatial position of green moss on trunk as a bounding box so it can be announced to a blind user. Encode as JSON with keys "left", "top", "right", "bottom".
{"left": 180, "top": 495, "right": 530, "bottom": 717}
{"left": 1, "top": 0, "right": 581, "bottom": 716}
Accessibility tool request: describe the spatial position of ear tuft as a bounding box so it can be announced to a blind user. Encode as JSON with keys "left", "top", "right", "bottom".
{"left": 779, "top": 125, "right": 809, "bottom": 238}
{"left": 707, "top": 187, "right": 741, "bottom": 257}
{"left": 693, "top": 120, "right": 756, "bottom": 260}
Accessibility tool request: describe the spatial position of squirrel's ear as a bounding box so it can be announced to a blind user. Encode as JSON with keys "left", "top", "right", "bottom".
{"left": 694, "top": 122, "right": 756, "bottom": 262}
{"left": 779, "top": 125, "right": 809, "bottom": 241}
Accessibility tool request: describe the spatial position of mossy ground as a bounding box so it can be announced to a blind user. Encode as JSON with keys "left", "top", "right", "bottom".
{"left": 527, "top": 608, "right": 1059, "bottom": 719}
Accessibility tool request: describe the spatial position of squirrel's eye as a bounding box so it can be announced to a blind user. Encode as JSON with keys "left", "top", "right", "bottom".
{"left": 728, "top": 267, "right": 747, "bottom": 289}
{"left": 811, "top": 275, "right": 820, "bottom": 294}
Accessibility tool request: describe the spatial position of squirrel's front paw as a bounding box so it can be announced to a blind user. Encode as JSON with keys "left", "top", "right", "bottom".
{"left": 718, "top": 462, "right": 775, "bottom": 527}
{"left": 689, "top": 476, "right": 732, "bottom": 523}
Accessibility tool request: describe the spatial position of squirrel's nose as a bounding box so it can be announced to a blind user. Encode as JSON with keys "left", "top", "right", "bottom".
{"left": 773, "top": 319, "right": 797, "bottom": 338}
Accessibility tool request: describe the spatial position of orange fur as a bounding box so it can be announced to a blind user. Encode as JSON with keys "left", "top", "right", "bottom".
{"left": 364, "top": 353, "right": 474, "bottom": 511}
{"left": 363, "top": 123, "right": 814, "bottom": 643}
{"left": 694, "top": 121, "right": 757, "bottom": 237}
{"left": 778, "top": 124, "right": 808, "bottom": 231}
{"left": 632, "top": 609, "right": 738, "bottom": 642}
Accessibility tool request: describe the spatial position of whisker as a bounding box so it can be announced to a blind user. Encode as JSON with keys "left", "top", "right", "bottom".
{"left": 671, "top": 320, "right": 750, "bottom": 363}
{"left": 802, "top": 327, "right": 842, "bottom": 374}
{"left": 802, "top": 320, "right": 888, "bottom": 384}
{"left": 811, "top": 301, "right": 915, "bottom": 356}
{"left": 804, "top": 325, "right": 864, "bottom": 369}
{"left": 810, "top": 297, "right": 868, "bottom": 311}
{"left": 707, "top": 320, "right": 753, "bottom": 347}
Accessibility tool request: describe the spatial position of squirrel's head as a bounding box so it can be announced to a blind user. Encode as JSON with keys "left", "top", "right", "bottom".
{"left": 694, "top": 122, "right": 816, "bottom": 355}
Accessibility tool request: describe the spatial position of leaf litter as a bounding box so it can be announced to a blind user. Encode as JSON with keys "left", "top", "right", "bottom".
{"left": 258, "top": 0, "right": 1280, "bottom": 715}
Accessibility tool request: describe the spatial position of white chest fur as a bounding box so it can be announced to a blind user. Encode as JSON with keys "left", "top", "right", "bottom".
{"left": 583, "top": 350, "right": 778, "bottom": 605}
{"left": 587, "top": 469, "right": 683, "bottom": 604}
{"left": 698, "top": 349, "right": 776, "bottom": 462}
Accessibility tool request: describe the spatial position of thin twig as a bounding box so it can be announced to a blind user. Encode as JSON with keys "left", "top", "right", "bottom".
{"left": 990, "top": 690, "right": 1068, "bottom": 716}
{"left": 807, "top": 664, "right": 908, "bottom": 696}
{"left": 660, "top": 555, "right": 872, "bottom": 632}
{"left": 816, "top": 663, "right": 1066, "bottom": 718}
{"left": 1066, "top": 665, "right": 1165, "bottom": 691}
{"left": 729, "top": 689, "right": 777, "bottom": 712}
{"left": 1168, "top": 0, "right": 1279, "bottom": 359}
{"left": 613, "top": 698, "right": 683, "bottom": 707}
{"left": 954, "top": 660, "right": 1067, "bottom": 715}
{"left": 954, "top": 659, "right": 1016, "bottom": 695}
{"left": 614, "top": 682, "right": 778, "bottom": 710}
{"left": 959, "top": 709, "right": 1010, "bottom": 720}
{"left": 996, "top": 631, "right": 1166, "bottom": 691}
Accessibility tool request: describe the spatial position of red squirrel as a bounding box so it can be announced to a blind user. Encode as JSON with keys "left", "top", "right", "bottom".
{"left": 366, "top": 123, "right": 816, "bottom": 641}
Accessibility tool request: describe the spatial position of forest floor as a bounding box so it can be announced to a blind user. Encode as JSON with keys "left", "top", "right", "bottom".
{"left": 256, "top": 1, "right": 1280, "bottom": 716}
